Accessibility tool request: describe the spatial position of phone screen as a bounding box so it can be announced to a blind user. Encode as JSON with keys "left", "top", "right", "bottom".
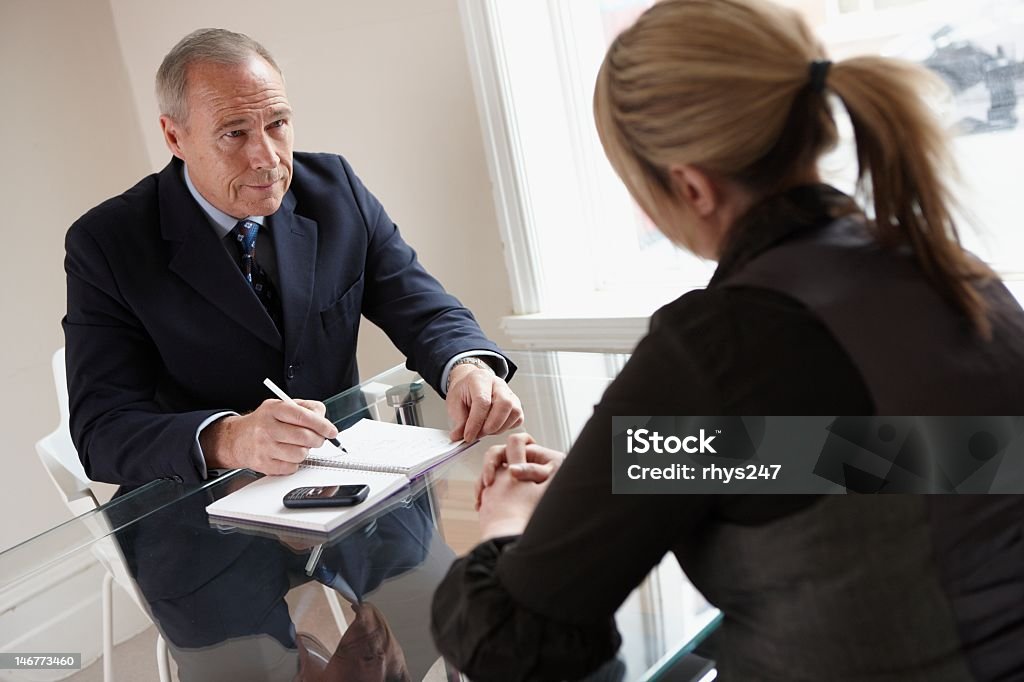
{"left": 302, "top": 485, "right": 366, "bottom": 499}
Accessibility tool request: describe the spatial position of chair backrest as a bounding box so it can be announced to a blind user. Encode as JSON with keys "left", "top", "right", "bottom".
{"left": 34, "top": 349, "right": 167, "bottom": 637}
{"left": 36, "top": 347, "right": 97, "bottom": 515}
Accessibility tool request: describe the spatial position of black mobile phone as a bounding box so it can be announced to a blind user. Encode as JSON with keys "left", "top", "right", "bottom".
{"left": 282, "top": 484, "right": 370, "bottom": 508}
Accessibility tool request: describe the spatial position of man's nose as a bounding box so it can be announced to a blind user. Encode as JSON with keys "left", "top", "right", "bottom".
{"left": 248, "top": 132, "right": 280, "bottom": 170}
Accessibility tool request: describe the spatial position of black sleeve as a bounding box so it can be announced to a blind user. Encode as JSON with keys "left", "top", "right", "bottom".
{"left": 431, "top": 284, "right": 866, "bottom": 678}
{"left": 431, "top": 313, "right": 722, "bottom": 681}
{"left": 431, "top": 537, "right": 622, "bottom": 682}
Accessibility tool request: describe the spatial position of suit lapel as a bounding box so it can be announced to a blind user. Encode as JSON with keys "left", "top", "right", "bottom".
{"left": 270, "top": 191, "right": 318, "bottom": 365}
{"left": 159, "top": 159, "right": 283, "bottom": 351}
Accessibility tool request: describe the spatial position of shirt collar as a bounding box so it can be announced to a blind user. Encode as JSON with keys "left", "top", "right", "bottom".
{"left": 182, "top": 164, "right": 265, "bottom": 240}
{"left": 709, "top": 184, "right": 862, "bottom": 287}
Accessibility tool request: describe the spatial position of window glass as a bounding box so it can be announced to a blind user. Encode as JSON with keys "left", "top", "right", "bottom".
{"left": 476, "top": 0, "right": 1023, "bottom": 314}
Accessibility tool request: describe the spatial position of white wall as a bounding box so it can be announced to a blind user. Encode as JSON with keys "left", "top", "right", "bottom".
{"left": 0, "top": 0, "right": 513, "bottom": 551}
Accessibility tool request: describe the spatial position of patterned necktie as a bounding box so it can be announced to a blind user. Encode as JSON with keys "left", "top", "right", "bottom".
{"left": 231, "top": 219, "right": 283, "bottom": 331}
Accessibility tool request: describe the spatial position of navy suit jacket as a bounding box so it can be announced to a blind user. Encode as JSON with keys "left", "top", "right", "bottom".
{"left": 64, "top": 152, "right": 512, "bottom": 486}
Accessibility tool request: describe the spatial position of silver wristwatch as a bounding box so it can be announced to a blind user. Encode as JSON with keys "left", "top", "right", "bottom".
{"left": 446, "top": 356, "right": 495, "bottom": 393}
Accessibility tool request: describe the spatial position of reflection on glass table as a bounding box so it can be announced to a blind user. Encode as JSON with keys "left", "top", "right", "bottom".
{"left": 0, "top": 351, "right": 719, "bottom": 682}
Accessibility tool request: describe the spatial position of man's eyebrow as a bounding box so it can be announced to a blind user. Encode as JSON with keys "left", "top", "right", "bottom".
{"left": 214, "top": 107, "right": 292, "bottom": 133}
{"left": 215, "top": 117, "right": 251, "bottom": 132}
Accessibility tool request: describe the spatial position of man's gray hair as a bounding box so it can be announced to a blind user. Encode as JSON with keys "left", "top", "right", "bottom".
{"left": 156, "top": 28, "right": 282, "bottom": 123}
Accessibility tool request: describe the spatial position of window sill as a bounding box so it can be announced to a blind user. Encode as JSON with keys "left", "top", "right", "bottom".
{"left": 502, "top": 312, "right": 650, "bottom": 352}
{"left": 502, "top": 276, "right": 1024, "bottom": 353}
{"left": 501, "top": 282, "right": 702, "bottom": 351}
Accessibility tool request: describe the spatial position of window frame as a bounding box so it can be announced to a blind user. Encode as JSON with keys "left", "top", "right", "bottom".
{"left": 460, "top": 0, "right": 702, "bottom": 351}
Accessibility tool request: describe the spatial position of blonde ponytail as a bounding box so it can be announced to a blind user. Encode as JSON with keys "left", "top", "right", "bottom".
{"left": 826, "top": 57, "right": 993, "bottom": 335}
{"left": 595, "top": 0, "right": 994, "bottom": 335}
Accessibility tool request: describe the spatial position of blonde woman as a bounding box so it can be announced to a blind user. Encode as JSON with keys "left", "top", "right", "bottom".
{"left": 432, "top": 0, "right": 1024, "bottom": 680}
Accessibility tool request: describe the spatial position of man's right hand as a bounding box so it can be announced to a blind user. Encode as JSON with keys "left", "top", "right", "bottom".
{"left": 200, "top": 398, "right": 338, "bottom": 475}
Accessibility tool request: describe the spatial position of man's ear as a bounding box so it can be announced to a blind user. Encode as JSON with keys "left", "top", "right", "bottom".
{"left": 666, "top": 164, "right": 719, "bottom": 218}
{"left": 160, "top": 115, "right": 186, "bottom": 160}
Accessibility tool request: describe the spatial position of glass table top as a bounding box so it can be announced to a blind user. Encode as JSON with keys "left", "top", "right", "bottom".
{"left": 0, "top": 351, "right": 719, "bottom": 681}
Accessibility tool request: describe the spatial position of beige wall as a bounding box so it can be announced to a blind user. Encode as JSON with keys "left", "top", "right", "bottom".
{"left": 0, "top": 0, "right": 152, "bottom": 551}
{"left": 0, "top": 0, "right": 513, "bottom": 551}
{"left": 107, "top": 0, "right": 513, "bottom": 376}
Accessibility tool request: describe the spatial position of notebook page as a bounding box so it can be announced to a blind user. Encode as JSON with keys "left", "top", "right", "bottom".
{"left": 307, "top": 418, "right": 470, "bottom": 475}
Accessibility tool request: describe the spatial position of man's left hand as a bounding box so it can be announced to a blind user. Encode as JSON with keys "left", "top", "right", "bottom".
{"left": 446, "top": 365, "right": 523, "bottom": 442}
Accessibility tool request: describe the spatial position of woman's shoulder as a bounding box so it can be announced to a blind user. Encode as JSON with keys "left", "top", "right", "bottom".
{"left": 648, "top": 284, "right": 823, "bottom": 362}
{"left": 601, "top": 286, "right": 872, "bottom": 414}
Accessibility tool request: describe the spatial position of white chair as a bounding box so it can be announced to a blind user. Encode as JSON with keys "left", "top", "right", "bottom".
{"left": 36, "top": 347, "right": 172, "bottom": 682}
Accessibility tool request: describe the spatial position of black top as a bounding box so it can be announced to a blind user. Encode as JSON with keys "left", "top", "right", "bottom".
{"left": 431, "top": 186, "right": 1024, "bottom": 681}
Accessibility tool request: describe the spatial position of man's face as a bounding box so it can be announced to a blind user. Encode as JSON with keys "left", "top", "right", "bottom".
{"left": 160, "top": 56, "right": 293, "bottom": 218}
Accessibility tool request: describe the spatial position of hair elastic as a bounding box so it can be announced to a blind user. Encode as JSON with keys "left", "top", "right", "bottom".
{"left": 808, "top": 60, "right": 832, "bottom": 93}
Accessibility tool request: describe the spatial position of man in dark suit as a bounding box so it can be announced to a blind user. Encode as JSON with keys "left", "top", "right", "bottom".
{"left": 64, "top": 28, "right": 522, "bottom": 487}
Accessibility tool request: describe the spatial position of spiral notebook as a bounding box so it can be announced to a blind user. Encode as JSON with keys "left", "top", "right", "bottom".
{"left": 303, "top": 418, "right": 474, "bottom": 476}
{"left": 205, "top": 419, "right": 474, "bottom": 533}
